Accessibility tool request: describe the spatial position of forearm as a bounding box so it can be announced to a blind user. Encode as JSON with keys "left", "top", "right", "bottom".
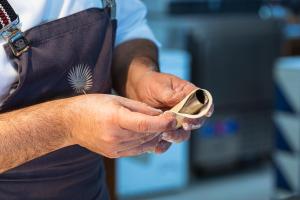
{"left": 111, "top": 39, "right": 159, "bottom": 98}
{"left": 0, "top": 100, "right": 71, "bottom": 173}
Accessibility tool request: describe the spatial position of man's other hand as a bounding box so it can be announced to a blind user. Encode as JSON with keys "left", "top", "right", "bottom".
{"left": 128, "top": 71, "right": 214, "bottom": 151}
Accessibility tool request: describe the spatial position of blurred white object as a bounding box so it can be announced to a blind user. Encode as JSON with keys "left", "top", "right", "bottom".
{"left": 116, "top": 49, "right": 191, "bottom": 197}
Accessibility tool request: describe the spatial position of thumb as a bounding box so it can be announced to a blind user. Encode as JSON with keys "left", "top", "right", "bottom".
{"left": 161, "top": 84, "right": 196, "bottom": 107}
{"left": 119, "top": 97, "right": 163, "bottom": 116}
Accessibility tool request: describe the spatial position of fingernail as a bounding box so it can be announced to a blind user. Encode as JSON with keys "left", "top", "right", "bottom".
{"left": 191, "top": 124, "right": 202, "bottom": 130}
{"left": 182, "top": 123, "right": 192, "bottom": 131}
{"left": 206, "top": 111, "right": 213, "bottom": 117}
{"left": 206, "top": 106, "right": 214, "bottom": 117}
{"left": 154, "top": 108, "right": 163, "bottom": 113}
{"left": 162, "top": 132, "right": 168, "bottom": 139}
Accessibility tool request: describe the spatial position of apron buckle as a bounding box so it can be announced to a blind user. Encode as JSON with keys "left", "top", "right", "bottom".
{"left": 6, "top": 28, "right": 29, "bottom": 57}
{"left": 103, "top": 0, "right": 116, "bottom": 19}
{"left": 1, "top": 18, "right": 29, "bottom": 57}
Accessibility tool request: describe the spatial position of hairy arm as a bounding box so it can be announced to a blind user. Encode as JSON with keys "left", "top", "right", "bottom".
{"left": 0, "top": 94, "right": 177, "bottom": 173}
{"left": 111, "top": 39, "right": 159, "bottom": 98}
{"left": 0, "top": 100, "right": 71, "bottom": 173}
{"left": 0, "top": 39, "right": 158, "bottom": 173}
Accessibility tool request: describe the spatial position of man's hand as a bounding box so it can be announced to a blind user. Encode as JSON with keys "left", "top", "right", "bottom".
{"left": 129, "top": 70, "right": 213, "bottom": 128}
{"left": 129, "top": 71, "right": 197, "bottom": 109}
{"left": 0, "top": 94, "right": 177, "bottom": 173}
{"left": 66, "top": 94, "right": 177, "bottom": 157}
{"left": 112, "top": 39, "right": 214, "bottom": 154}
{"left": 127, "top": 69, "right": 214, "bottom": 152}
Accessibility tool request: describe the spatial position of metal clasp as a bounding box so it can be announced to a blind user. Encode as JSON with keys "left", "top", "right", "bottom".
{"left": 103, "top": 0, "right": 116, "bottom": 19}
{"left": 1, "top": 18, "right": 29, "bottom": 57}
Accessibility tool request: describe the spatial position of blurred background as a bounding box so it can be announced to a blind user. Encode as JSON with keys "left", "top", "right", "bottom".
{"left": 105, "top": 0, "right": 300, "bottom": 200}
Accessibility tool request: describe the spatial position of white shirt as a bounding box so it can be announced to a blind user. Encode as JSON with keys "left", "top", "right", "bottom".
{"left": 0, "top": 0, "right": 158, "bottom": 103}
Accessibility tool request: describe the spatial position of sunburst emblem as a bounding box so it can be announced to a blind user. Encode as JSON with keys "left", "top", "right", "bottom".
{"left": 67, "top": 64, "right": 93, "bottom": 94}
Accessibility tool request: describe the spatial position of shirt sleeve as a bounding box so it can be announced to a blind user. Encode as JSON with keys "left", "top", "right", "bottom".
{"left": 115, "top": 0, "right": 160, "bottom": 47}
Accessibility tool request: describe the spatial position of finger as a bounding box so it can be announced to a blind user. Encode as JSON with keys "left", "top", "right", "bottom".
{"left": 162, "top": 83, "right": 196, "bottom": 107}
{"left": 182, "top": 117, "right": 205, "bottom": 126}
{"left": 162, "top": 129, "right": 191, "bottom": 143}
{"left": 117, "top": 107, "right": 177, "bottom": 133}
{"left": 118, "top": 97, "right": 162, "bottom": 116}
{"left": 118, "top": 132, "right": 161, "bottom": 152}
{"left": 182, "top": 118, "right": 206, "bottom": 131}
{"left": 154, "top": 140, "right": 172, "bottom": 154}
{"left": 174, "top": 81, "right": 196, "bottom": 93}
{"left": 206, "top": 104, "right": 214, "bottom": 117}
{"left": 106, "top": 127, "right": 155, "bottom": 143}
{"left": 116, "top": 135, "right": 161, "bottom": 157}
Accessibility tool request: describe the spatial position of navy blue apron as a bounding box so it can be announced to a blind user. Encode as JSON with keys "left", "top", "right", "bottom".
{"left": 0, "top": 4, "right": 116, "bottom": 200}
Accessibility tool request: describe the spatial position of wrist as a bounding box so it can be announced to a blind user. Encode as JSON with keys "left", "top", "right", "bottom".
{"left": 126, "top": 57, "right": 159, "bottom": 99}
{"left": 53, "top": 98, "right": 76, "bottom": 147}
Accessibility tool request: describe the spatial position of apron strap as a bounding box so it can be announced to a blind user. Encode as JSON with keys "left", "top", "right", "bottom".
{"left": 0, "top": 0, "right": 116, "bottom": 57}
{"left": 0, "top": 0, "right": 18, "bottom": 32}
{"left": 0, "top": 0, "right": 116, "bottom": 33}
{"left": 102, "top": 0, "right": 116, "bottom": 19}
{"left": 0, "top": 0, "right": 28, "bottom": 57}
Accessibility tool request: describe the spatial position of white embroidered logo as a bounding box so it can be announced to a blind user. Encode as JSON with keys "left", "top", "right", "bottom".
{"left": 67, "top": 64, "right": 93, "bottom": 94}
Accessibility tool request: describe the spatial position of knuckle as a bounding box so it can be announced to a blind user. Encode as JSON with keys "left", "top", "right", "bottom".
{"left": 104, "top": 134, "right": 119, "bottom": 144}
{"left": 137, "top": 120, "right": 150, "bottom": 133}
{"left": 106, "top": 152, "right": 120, "bottom": 159}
